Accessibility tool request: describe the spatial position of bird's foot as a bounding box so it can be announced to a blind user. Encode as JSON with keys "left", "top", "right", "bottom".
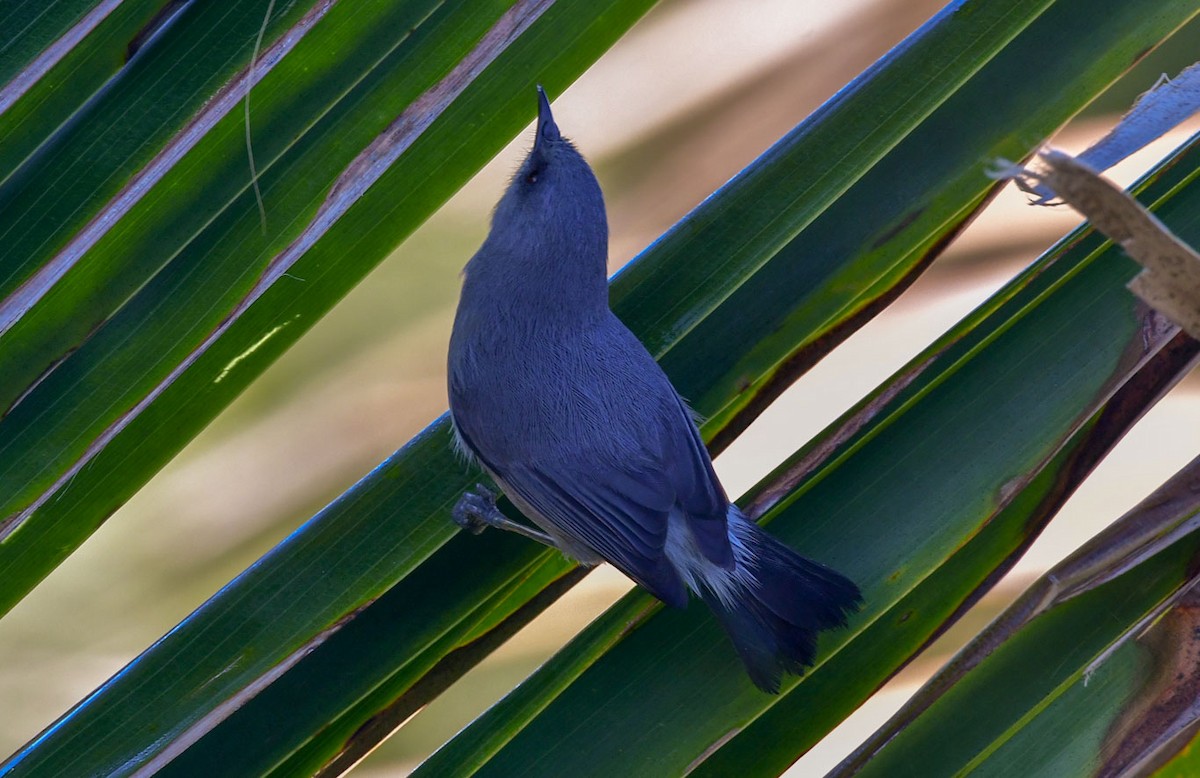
{"left": 452, "top": 483, "right": 558, "bottom": 547}
{"left": 452, "top": 483, "right": 503, "bottom": 535}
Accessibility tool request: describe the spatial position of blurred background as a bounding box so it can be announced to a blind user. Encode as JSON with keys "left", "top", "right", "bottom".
{"left": 3, "top": 0, "right": 1199, "bottom": 773}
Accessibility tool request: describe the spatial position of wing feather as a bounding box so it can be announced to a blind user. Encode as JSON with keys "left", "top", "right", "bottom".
{"left": 503, "top": 459, "right": 688, "bottom": 608}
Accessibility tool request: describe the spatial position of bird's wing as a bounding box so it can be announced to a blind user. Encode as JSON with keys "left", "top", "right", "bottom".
{"left": 502, "top": 456, "right": 690, "bottom": 608}
{"left": 664, "top": 394, "right": 734, "bottom": 568}
{"left": 498, "top": 394, "right": 735, "bottom": 608}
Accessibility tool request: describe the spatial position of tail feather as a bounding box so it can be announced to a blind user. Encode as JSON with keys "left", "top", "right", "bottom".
{"left": 699, "top": 516, "right": 862, "bottom": 693}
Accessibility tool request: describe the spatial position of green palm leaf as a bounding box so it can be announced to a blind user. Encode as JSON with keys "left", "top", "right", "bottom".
{"left": 2, "top": 0, "right": 1199, "bottom": 775}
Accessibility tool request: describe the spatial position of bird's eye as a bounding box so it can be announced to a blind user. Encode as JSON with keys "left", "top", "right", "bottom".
{"left": 526, "top": 173, "right": 538, "bottom": 184}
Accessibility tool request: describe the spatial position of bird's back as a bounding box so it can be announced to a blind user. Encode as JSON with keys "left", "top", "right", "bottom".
{"left": 449, "top": 308, "right": 735, "bottom": 599}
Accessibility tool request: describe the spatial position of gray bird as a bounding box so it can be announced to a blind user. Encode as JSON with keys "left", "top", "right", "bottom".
{"left": 447, "top": 87, "right": 861, "bottom": 693}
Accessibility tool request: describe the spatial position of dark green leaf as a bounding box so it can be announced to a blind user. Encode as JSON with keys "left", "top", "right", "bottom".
{"left": 836, "top": 453, "right": 1200, "bottom": 777}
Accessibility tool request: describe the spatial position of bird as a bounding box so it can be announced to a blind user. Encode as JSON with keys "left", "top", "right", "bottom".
{"left": 446, "top": 86, "right": 862, "bottom": 693}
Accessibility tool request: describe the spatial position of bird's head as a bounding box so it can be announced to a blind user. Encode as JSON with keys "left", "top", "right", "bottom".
{"left": 487, "top": 87, "right": 608, "bottom": 271}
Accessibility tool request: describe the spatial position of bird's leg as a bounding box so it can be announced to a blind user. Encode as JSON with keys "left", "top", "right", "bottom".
{"left": 453, "top": 483, "right": 559, "bottom": 549}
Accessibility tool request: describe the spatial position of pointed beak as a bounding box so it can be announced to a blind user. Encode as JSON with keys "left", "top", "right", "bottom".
{"left": 534, "top": 84, "right": 560, "bottom": 150}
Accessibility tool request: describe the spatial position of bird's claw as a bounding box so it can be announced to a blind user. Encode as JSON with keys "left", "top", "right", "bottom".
{"left": 452, "top": 483, "right": 560, "bottom": 548}
{"left": 452, "top": 483, "right": 502, "bottom": 535}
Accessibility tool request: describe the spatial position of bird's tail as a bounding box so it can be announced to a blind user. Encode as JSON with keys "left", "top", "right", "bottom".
{"left": 697, "top": 510, "right": 862, "bottom": 693}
